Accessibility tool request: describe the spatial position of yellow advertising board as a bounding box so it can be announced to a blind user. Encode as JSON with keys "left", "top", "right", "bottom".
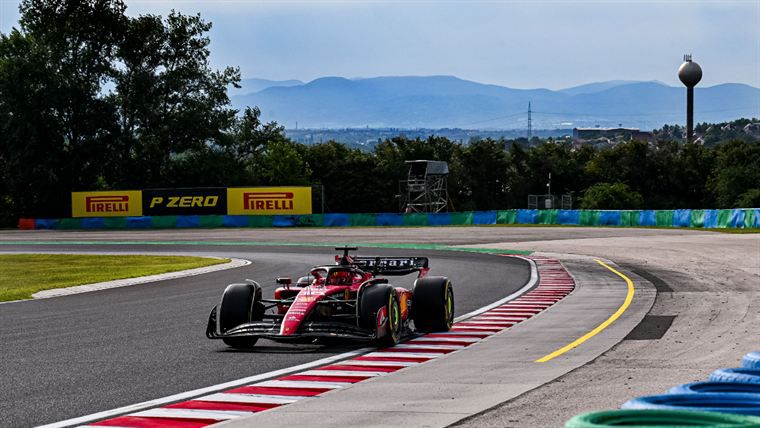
{"left": 227, "top": 187, "right": 312, "bottom": 215}
{"left": 72, "top": 191, "right": 143, "bottom": 217}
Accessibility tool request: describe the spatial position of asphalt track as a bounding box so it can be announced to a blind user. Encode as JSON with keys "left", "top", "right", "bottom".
{"left": 2, "top": 226, "right": 755, "bottom": 427}
{"left": 0, "top": 243, "right": 530, "bottom": 427}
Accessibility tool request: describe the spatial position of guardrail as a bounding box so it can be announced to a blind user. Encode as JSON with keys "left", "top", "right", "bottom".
{"left": 18, "top": 208, "right": 760, "bottom": 230}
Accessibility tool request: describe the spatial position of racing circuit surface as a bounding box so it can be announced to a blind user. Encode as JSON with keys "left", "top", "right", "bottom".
{"left": 0, "top": 226, "right": 757, "bottom": 427}
{"left": 0, "top": 243, "right": 529, "bottom": 427}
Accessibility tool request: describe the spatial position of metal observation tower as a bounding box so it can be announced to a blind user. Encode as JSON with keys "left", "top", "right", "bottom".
{"left": 399, "top": 160, "right": 450, "bottom": 213}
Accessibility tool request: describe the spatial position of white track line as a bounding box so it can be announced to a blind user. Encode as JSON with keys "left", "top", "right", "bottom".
{"left": 37, "top": 347, "right": 373, "bottom": 428}
{"left": 298, "top": 369, "right": 387, "bottom": 377}
{"left": 410, "top": 337, "right": 480, "bottom": 343}
{"left": 339, "top": 360, "right": 419, "bottom": 367}
{"left": 31, "top": 258, "right": 251, "bottom": 299}
{"left": 391, "top": 343, "right": 465, "bottom": 350}
{"left": 131, "top": 408, "right": 250, "bottom": 419}
{"left": 364, "top": 351, "right": 446, "bottom": 359}
{"left": 253, "top": 380, "right": 352, "bottom": 389}
{"left": 197, "top": 393, "right": 305, "bottom": 404}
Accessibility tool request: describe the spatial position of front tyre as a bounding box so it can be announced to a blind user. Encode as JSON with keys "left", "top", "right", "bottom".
{"left": 412, "top": 277, "right": 454, "bottom": 332}
{"left": 218, "top": 283, "right": 263, "bottom": 349}
{"left": 358, "top": 283, "right": 400, "bottom": 347}
{"left": 379, "top": 293, "right": 402, "bottom": 347}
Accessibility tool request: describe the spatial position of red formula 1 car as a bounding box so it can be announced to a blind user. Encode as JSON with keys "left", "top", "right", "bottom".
{"left": 206, "top": 247, "right": 454, "bottom": 349}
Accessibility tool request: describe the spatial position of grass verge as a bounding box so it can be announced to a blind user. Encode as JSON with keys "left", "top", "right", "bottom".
{"left": 0, "top": 254, "right": 229, "bottom": 302}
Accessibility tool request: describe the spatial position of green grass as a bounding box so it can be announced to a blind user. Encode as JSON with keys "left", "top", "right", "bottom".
{"left": 0, "top": 254, "right": 229, "bottom": 302}
{"left": 707, "top": 228, "right": 760, "bottom": 234}
{"left": 479, "top": 224, "right": 760, "bottom": 233}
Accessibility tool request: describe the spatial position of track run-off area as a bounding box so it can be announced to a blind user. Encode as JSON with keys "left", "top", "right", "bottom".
{"left": 0, "top": 226, "right": 757, "bottom": 427}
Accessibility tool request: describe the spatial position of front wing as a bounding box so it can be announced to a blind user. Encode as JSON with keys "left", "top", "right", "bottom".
{"left": 205, "top": 307, "right": 377, "bottom": 342}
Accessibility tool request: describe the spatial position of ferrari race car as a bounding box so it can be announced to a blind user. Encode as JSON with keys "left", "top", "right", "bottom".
{"left": 206, "top": 247, "right": 454, "bottom": 349}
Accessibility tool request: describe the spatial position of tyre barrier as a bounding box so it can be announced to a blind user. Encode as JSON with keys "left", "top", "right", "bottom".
{"left": 621, "top": 393, "right": 760, "bottom": 416}
{"left": 20, "top": 207, "right": 760, "bottom": 230}
{"left": 669, "top": 381, "right": 760, "bottom": 395}
{"left": 710, "top": 368, "right": 760, "bottom": 384}
{"left": 565, "top": 409, "right": 760, "bottom": 427}
{"left": 566, "top": 350, "right": 760, "bottom": 426}
{"left": 743, "top": 352, "right": 760, "bottom": 369}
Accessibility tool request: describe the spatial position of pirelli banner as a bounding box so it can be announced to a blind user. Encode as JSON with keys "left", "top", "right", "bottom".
{"left": 227, "top": 187, "right": 312, "bottom": 215}
{"left": 72, "top": 187, "right": 312, "bottom": 217}
{"left": 72, "top": 191, "right": 143, "bottom": 217}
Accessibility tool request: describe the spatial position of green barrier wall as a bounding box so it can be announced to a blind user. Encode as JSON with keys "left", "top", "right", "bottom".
{"left": 152, "top": 216, "right": 177, "bottom": 229}
{"left": 620, "top": 210, "right": 637, "bottom": 226}
{"left": 27, "top": 208, "right": 760, "bottom": 230}
{"left": 690, "top": 209, "right": 705, "bottom": 228}
{"left": 656, "top": 210, "right": 674, "bottom": 227}
{"left": 450, "top": 211, "right": 474, "bottom": 225}
{"left": 578, "top": 210, "right": 600, "bottom": 226}
{"left": 101, "top": 217, "right": 126, "bottom": 229}
{"left": 497, "top": 210, "right": 517, "bottom": 224}
{"left": 350, "top": 214, "right": 376, "bottom": 227}
{"left": 249, "top": 216, "right": 273, "bottom": 228}
{"left": 537, "top": 209, "right": 558, "bottom": 225}
{"left": 199, "top": 215, "right": 224, "bottom": 228}
{"left": 403, "top": 213, "right": 428, "bottom": 226}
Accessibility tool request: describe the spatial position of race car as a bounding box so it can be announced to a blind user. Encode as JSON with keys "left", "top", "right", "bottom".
{"left": 206, "top": 247, "right": 454, "bottom": 349}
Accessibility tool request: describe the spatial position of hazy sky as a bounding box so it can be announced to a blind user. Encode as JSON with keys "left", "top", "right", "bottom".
{"left": 0, "top": 0, "right": 757, "bottom": 89}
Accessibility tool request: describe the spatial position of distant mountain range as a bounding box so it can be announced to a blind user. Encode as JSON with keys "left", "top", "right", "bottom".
{"left": 230, "top": 75, "right": 760, "bottom": 130}
{"left": 229, "top": 78, "right": 303, "bottom": 96}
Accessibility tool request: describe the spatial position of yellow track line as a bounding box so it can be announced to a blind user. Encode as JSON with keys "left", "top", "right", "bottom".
{"left": 535, "top": 259, "right": 635, "bottom": 363}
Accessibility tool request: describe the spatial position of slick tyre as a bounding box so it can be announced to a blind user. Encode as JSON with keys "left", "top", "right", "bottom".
{"left": 358, "top": 283, "right": 400, "bottom": 347}
{"left": 219, "top": 283, "right": 263, "bottom": 349}
{"left": 412, "top": 277, "right": 454, "bottom": 333}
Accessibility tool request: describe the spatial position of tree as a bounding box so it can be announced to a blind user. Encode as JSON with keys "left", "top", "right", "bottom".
{"left": 0, "top": 0, "right": 246, "bottom": 223}
{"left": 580, "top": 182, "right": 643, "bottom": 209}
{"left": 305, "top": 141, "right": 379, "bottom": 212}
{"left": 108, "top": 10, "right": 240, "bottom": 188}
{"left": 228, "top": 107, "right": 289, "bottom": 185}
{"left": 734, "top": 189, "right": 760, "bottom": 208}
{"left": 456, "top": 139, "right": 509, "bottom": 210}
{"left": 707, "top": 140, "right": 760, "bottom": 208}
{"left": 0, "top": 0, "right": 125, "bottom": 218}
{"left": 257, "top": 140, "right": 311, "bottom": 186}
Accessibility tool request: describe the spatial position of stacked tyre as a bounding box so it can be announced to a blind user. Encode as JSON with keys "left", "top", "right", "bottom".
{"left": 566, "top": 350, "right": 760, "bottom": 427}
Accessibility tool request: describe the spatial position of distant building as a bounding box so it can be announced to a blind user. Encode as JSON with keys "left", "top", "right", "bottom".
{"left": 743, "top": 122, "right": 760, "bottom": 138}
{"left": 573, "top": 127, "right": 653, "bottom": 143}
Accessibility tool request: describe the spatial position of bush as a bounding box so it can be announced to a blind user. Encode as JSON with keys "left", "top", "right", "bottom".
{"left": 580, "top": 182, "right": 643, "bottom": 209}
{"left": 735, "top": 189, "right": 760, "bottom": 208}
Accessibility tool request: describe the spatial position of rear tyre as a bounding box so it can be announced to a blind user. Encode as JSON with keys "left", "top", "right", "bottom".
{"left": 358, "top": 283, "right": 400, "bottom": 347}
{"left": 218, "top": 283, "right": 263, "bottom": 349}
{"left": 412, "top": 277, "right": 454, "bottom": 333}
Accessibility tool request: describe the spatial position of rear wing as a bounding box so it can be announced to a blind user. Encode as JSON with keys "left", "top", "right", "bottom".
{"left": 352, "top": 256, "right": 430, "bottom": 277}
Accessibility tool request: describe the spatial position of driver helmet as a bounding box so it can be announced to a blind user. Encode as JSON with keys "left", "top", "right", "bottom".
{"left": 331, "top": 270, "right": 352, "bottom": 285}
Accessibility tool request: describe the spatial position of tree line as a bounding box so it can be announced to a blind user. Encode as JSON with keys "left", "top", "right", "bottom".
{"left": 0, "top": 0, "right": 758, "bottom": 226}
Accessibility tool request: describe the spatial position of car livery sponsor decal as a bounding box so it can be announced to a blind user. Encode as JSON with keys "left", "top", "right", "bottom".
{"left": 227, "top": 187, "right": 312, "bottom": 215}
{"left": 71, "top": 191, "right": 143, "bottom": 217}
{"left": 280, "top": 289, "right": 325, "bottom": 335}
